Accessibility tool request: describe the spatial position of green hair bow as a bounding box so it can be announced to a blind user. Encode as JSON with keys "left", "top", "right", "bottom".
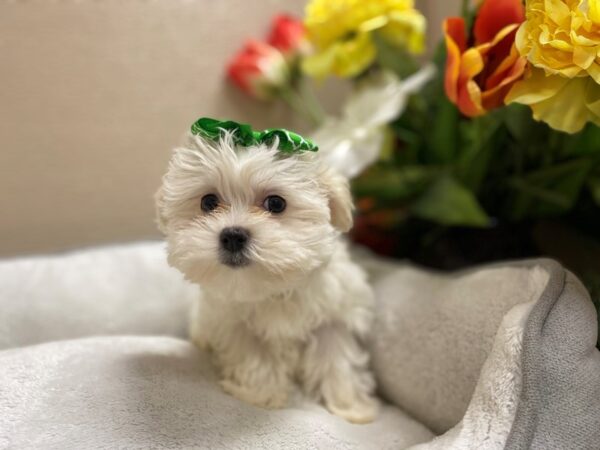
{"left": 190, "top": 118, "right": 318, "bottom": 154}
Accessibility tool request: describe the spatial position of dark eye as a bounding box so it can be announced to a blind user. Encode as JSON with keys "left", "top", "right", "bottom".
{"left": 201, "top": 194, "right": 219, "bottom": 212}
{"left": 263, "top": 195, "right": 286, "bottom": 214}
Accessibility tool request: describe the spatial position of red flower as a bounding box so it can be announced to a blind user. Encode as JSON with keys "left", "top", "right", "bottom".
{"left": 267, "top": 14, "right": 307, "bottom": 58}
{"left": 227, "top": 40, "right": 288, "bottom": 100}
{"left": 444, "top": 0, "right": 526, "bottom": 117}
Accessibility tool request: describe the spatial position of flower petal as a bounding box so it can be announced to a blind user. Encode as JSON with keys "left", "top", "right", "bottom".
{"left": 459, "top": 79, "right": 485, "bottom": 116}
{"left": 444, "top": 17, "right": 467, "bottom": 52}
{"left": 573, "top": 45, "right": 598, "bottom": 70}
{"left": 482, "top": 51, "right": 527, "bottom": 110}
{"left": 267, "top": 14, "right": 307, "bottom": 56}
{"left": 383, "top": 9, "right": 427, "bottom": 53}
{"left": 302, "top": 44, "right": 338, "bottom": 79}
{"left": 484, "top": 38, "right": 522, "bottom": 89}
{"left": 529, "top": 78, "right": 589, "bottom": 133}
{"left": 227, "top": 40, "right": 288, "bottom": 99}
{"left": 543, "top": 0, "right": 571, "bottom": 27}
{"left": 588, "top": 62, "right": 600, "bottom": 84}
{"left": 456, "top": 49, "right": 486, "bottom": 116}
{"left": 506, "top": 67, "right": 570, "bottom": 104}
{"left": 474, "top": 0, "right": 524, "bottom": 45}
{"left": 508, "top": 68, "right": 598, "bottom": 133}
{"left": 443, "top": 17, "right": 467, "bottom": 103}
{"left": 303, "top": 0, "right": 427, "bottom": 78}
{"left": 460, "top": 47, "right": 485, "bottom": 80}
{"left": 590, "top": 0, "right": 600, "bottom": 24}
{"left": 451, "top": 48, "right": 485, "bottom": 117}
{"left": 303, "top": 31, "right": 376, "bottom": 78}
{"left": 334, "top": 32, "right": 377, "bottom": 77}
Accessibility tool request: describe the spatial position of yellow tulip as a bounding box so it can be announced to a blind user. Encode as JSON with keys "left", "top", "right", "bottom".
{"left": 302, "top": 0, "right": 426, "bottom": 78}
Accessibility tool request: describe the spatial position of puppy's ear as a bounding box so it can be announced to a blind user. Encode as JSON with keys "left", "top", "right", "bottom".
{"left": 154, "top": 186, "right": 168, "bottom": 234}
{"left": 320, "top": 167, "right": 354, "bottom": 232}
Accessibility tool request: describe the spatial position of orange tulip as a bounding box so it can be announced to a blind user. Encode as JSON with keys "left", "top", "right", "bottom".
{"left": 444, "top": 0, "right": 526, "bottom": 117}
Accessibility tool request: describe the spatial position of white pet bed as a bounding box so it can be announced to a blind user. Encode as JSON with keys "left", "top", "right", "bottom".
{"left": 0, "top": 242, "right": 598, "bottom": 449}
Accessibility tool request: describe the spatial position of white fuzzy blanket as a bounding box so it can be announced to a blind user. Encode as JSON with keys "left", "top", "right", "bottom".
{"left": 0, "top": 336, "right": 433, "bottom": 449}
{"left": 1, "top": 242, "right": 598, "bottom": 449}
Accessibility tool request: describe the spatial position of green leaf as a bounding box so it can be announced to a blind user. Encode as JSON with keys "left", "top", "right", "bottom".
{"left": 412, "top": 176, "right": 490, "bottom": 227}
{"left": 508, "top": 158, "right": 593, "bottom": 220}
{"left": 427, "top": 97, "right": 460, "bottom": 164}
{"left": 456, "top": 114, "right": 501, "bottom": 191}
{"left": 569, "top": 124, "right": 600, "bottom": 157}
{"left": 352, "top": 166, "right": 438, "bottom": 201}
{"left": 503, "top": 103, "right": 535, "bottom": 141}
{"left": 588, "top": 176, "right": 600, "bottom": 207}
{"left": 461, "top": 0, "right": 477, "bottom": 29}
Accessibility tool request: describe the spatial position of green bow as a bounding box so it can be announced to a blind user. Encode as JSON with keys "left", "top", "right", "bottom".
{"left": 190, "top": 118, "right": 318, "bottom": 154}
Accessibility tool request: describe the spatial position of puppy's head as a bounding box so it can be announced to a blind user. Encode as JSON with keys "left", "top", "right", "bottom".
{"left": 156, "top": 133, "right": 353, "bottom": 301}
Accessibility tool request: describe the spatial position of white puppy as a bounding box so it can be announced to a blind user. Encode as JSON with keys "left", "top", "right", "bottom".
{"left": 155, "top": 131, "right": 378, "bottom": 423}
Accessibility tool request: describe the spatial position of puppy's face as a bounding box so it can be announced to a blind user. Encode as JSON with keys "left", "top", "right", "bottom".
{"left": 156, "top": 134, "right": 353, "bottom": 301}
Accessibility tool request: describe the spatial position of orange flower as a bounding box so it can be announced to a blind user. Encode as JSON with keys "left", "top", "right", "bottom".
{"left": 444, "top": 0, "right": 527, "bottom": 117}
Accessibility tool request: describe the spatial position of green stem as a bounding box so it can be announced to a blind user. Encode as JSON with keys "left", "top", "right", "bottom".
{"left": 277, "top": 82, "right": 325, "bottom": 128}
{"left": 461, "top": 0, "right": 470, "bottom": 19}
{"left": 297, "top": 78, "right": 326, "bottom": 126}
{"left": 278, "top": 87, "right": 315, "bottom": 126}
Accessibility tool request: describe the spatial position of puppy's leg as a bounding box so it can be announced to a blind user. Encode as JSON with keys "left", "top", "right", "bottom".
{"left": 300, "top": 323, "right": 379, "bottom": 424}
{"left": 215, "top": 324, "right": 293, "bottom": 409}
{"left": 189, "top": 298, "right": 211, "bottom": 351}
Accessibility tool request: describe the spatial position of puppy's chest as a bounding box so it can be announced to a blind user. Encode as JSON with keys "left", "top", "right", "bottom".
{"left": 241, "top": 293, "right": 330, "bottom": 342}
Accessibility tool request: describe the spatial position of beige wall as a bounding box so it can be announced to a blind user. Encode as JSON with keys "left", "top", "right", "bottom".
{"left": 418, "top": 0, "right": 463, "bottom": 46}
{"left": 0, "top": 0, "right": 461, "bottom": 257}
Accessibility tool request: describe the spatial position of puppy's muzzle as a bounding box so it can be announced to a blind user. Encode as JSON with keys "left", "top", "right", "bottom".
{"left": 219, "top": 227, "right": 250, "bottom": 268}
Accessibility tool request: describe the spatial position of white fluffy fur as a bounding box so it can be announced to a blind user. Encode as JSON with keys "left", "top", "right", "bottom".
{"left": 156, "top": 134, "right": 378, "bottom": 423}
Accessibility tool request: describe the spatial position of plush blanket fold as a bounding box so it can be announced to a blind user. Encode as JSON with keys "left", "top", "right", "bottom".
{"left": 506, "top": 263, "right": 600, "bottom": 450}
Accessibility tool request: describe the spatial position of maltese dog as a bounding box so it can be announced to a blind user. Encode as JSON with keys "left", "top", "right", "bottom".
{"left": 155, "top": 121, "right": 377, "bottom": 423}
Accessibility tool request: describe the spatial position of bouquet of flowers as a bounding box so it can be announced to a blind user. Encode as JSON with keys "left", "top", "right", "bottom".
{"left": 227, "top": 0, "right": 600, "bottom": 336}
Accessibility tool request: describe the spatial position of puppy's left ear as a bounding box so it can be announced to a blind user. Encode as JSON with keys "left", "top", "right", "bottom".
{"left": 320, "top": 167, "right": 354, "bottom": 232}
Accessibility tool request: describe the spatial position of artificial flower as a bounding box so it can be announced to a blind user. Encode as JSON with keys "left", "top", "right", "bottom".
{"left": 506, "top": 0, "right": 600, "bottom": 132}
{"left": 227, "top": 40, "right": 288, "bottom": 100}
{"left": 515, "top": 0, "right": 600, "bottom": 82}
{"left": 444, "top": 0, "right": 526, "bottom": 117}
{"left": 506, "top": 67, "right": 600, "bottom": 133}
{"left": 267, "top": 14, "right": 308, "bottom": 58}
{"left": 311, "top": 66, "right": 435, "bottom": 178}
{"left": 302, "top": 0, "right": 426, "bottom": 78}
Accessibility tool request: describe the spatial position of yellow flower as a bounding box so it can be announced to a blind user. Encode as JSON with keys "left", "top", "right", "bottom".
{"left": 507, "top": 0, "right": 600, "bottom": 132}
{"left": 506, "top": 67, "right": 600, "bottom": 133}
{"left": 516, "top": 0, "right": 600, "bottom": 82}
{"left": 302, "top": 0, "right": 426, "bottom": 78}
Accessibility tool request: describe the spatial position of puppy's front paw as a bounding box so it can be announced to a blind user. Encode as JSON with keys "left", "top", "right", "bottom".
{"left": 325, "top": 394, "right": 379, "bottom": 424}
{"left": 220, "top": 379, "right": 288, "bottom": 410}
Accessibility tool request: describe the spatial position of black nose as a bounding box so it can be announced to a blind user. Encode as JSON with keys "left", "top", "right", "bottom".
{"left": 219, "top": 227, "right": 250, "bottom": 253}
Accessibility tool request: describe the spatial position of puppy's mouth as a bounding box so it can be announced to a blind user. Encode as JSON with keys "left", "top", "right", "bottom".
{"left": 219, "top": 251, "right": 251, "bottom": 269}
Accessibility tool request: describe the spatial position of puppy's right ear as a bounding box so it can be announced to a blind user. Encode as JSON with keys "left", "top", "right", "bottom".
{"left": 154, "top": 186, "right": 168, "bottom": 234}
{"left": 320, "top": 167, "right": 354, "bottom": 233}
